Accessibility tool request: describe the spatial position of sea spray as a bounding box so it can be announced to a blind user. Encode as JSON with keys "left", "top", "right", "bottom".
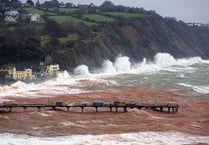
{"left": 132, "top": 53, "right": 206, "bottom": 74}
{"left": 98, "top": 55, "right": 131, "bottom": 74}
{"left": 0, "top": 71, "right": 82, "bottom": 97}
{"left": 0, "top": 81, "right": 27, "bottom": 92}
{"left": 142, "top": 58, "right": 147, "bottom": 65}
{"left": 56, "top": 70, "right": 71, "bottom": 80}
{"left": 154, "top": 53, "right": 176, "bottom": 67}
{"left": 101, "top": 59, "right": 117, "bottom": 73}
{"left": 74, "top": 65, "right": 90, "bottom": 75}
{"left": 75, "top": 53, "right": 207, "bottom": 75}
{"left": 114, "top": 55, "right": 131, "bottom": 72}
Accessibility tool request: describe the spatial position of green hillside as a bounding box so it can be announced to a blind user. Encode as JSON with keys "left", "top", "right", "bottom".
{"left": 24, "top": 7, "right": 56, "bottom": 15}
{"left": 82, "top": 14, "right": 114, "bottom": 23}
{"left": 48, "top": 15, "right": 96, "bottom": 26}
{"left": 104, "top": 12, "right": 145, "bottom": 18}
{"left": 24, "top": 7, "right": 146, "bottom": 27}
{"left": 49, "top": 7, "right": 79, "bottom": 13}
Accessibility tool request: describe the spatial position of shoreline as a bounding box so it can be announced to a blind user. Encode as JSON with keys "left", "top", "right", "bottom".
{"left": 1, "top": 131, "right": 209, "bottom": 145}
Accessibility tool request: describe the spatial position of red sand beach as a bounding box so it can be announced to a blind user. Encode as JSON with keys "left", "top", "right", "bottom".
{"left": 0, "top": 85, "right": 209, "bottom": 137}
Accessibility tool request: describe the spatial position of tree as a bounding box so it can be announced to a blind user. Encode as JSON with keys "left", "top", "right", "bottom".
{"left": 100, "top": 1, "right": 116, "bottom": 12}
{"left": 88, "top": 3, "right": 95, "bottom": 8}
{"left": 35, "top": 0, "right": 40, "bottom": 7}
{"left": 1, "top": 0, "right": 10, "bottom": 7}
{"left": 26, "top": 0, "right": 34, "bottom": 7}
{"left": 49, "top": 37, "right": 60, "bottom": 46}
{"left": 59, "top": 1, "right": 65, "bottom": 7}
{"left": 24, "top": 37, "right": 42, "bottom": 61}
{"left": 42, "top": 0, "right": 59, "bottom": 8}
{"left": 66, "top": 2, "right": 73, "bottom": 8}
{"left": 10, "top": 0, "right": 21, "bottom": 9}
{"left": 1, "top": 0, "right": 9, "bottom": 5}
{"left": 43, "top": 19, "right": 67, "bottom": 37}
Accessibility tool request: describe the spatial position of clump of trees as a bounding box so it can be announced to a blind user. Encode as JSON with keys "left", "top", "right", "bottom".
{"left": 0, "top": 27, "right": 43, "bottom": 65}
{"left": 26, "top": 0, "right": 34, "bottom": 7}
{"left": 42, "top": 19, "right": 67, "bottom": 37}
{"left": 40, "top": 0, "right": 59, "bottom": 8}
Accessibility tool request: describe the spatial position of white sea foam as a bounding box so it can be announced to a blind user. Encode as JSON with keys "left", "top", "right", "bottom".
{"left": 0, "top": 81, "right": 27, "bottom": 92}
{"left": 0, "top": 132, "right": 209, "bottom": 145}
{"left": 97, "top": 52, "right": 206, "bottom": 75}
{"left": 56, "top": 70, "right": 71, "bottom": 80}
{"left": 97, "top": 55, "right": 131, "bottom": 74}
{"left": 114, "top": 55, "right": 131, "bottom": 72}
{"left": 101, "top": 59, "right": 117, "bottom": 73}
{"left": 154, "top": 53, "right": 176, "bottom": 67}
{"left": 0, "top": 71, "right": 82, "bottom": 97}
{"left": 132, "top": 53, "right": 205, "bottom": 74}
{"left": 178, "top": 83, "right": 209, "bottom": 94}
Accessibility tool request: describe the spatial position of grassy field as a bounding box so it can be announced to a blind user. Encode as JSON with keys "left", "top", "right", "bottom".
{"left": 104, "top": 12, "right": 145, "bottom": 18}
{"left": 24, "top": 7, "right": 56, "bottom": 15}
{"left": 49, "top": 8, "right": 79, "bottom": 13}
{"left": 59, "top": 8, "right": 79, "bottom": 13}
{"left": 82, "top": 14, "right": 114, "bottom": 23}
{"left": 48, "top": 15, "right": 97, "bottom": 26}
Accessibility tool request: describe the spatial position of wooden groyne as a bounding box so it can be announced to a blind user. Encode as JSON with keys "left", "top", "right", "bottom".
{"left": 0, "top": 101, "right": 179, "bottom": 113}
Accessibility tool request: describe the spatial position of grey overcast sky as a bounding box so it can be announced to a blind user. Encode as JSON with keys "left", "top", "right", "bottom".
{"left": 27, "top": 0, "right": 209, "bottom": 23}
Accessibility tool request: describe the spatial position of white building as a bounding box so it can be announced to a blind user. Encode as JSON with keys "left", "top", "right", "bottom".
{"left": 5, "top": 10, "right": 19, "bottom": 17}
{"left": 0, "top": 66, "right": 36, "bottom": 81}
{"left": 4, "top": 16, "right": 17, "bottom": 23}
{"left": 29, "top": 14, "right": 40, "bottom": 22}
{"left": 46, "top": 64, "right": 60, "bottom": 76}
{"left": 4, "top": 10, "right": 19, "bottom": 23}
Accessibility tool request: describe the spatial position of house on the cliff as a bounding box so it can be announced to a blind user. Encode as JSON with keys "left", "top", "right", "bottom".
{"left": 29, "top": 13, "right": 40, "bottom": 22}
{"left": 4, "top": 10, "right": 19, "bottom": 23}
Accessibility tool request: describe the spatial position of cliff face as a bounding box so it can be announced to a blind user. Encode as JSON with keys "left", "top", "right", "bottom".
{"left": 62, "top": 16, "right": 209, "bottom": 69}
{"left": 1, "top": 14, "right": 209, "bottom": 70}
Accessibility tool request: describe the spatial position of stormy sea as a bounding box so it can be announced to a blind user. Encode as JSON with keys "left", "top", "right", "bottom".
{"left": 0, "top": 52, "right": 209, "bottom": 145}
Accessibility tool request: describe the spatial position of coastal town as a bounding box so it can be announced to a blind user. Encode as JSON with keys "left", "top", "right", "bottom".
{"left": 0, "top": 63, "right": 60, "bottom": 81}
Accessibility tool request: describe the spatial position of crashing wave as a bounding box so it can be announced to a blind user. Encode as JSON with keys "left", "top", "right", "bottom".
{"left": 178, "top": 83, "right": 209, "bottom": 94}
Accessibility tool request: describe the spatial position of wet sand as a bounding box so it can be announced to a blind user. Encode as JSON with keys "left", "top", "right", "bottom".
{"left": 0, "top": 85, "right": 209, "bottom": 137}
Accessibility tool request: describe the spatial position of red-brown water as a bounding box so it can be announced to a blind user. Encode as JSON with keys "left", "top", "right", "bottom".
{"left": 1, "top": 85, "right": 209, "bottom": 137}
